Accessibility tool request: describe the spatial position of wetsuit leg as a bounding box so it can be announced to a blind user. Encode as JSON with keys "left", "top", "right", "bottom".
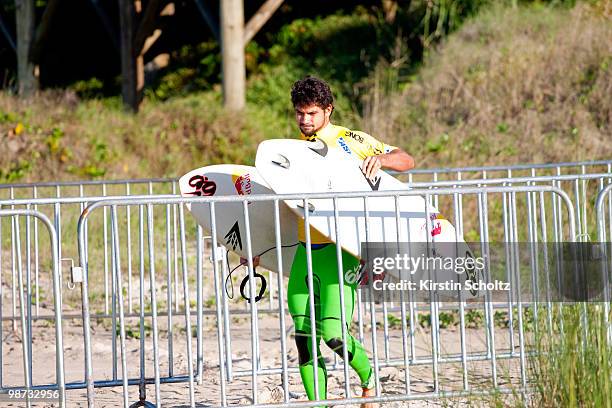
{"left": 288, "top": 243, "right": 375, "bottom": 402}
{"left": 317, "top": 245, "right": 374, "bottom": 389}
{"left": 288, "top": 244, "right": 327, "bottom": 401}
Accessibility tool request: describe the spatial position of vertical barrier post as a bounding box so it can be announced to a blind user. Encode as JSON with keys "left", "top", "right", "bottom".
{"left": 146, "top": 204, "right": 162, "bottom": 405}
{"left": 0, "top": 210, "right": 66, "bottom": 408}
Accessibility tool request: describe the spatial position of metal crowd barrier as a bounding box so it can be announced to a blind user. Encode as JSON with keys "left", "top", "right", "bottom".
{"left": 404, "top": 160, "right": 611, "bottom": 245}
{"left": 0, "top": 193, "right": 285, "bottom": 339}
{"left": 71, "top": 185, "right": 577, "bottom": 407}
{"left": 0, "top": 209, "right": 65, "bottom": 407}
{"left": 402, "top": 159, "right": 612, "bottom": 182}
{"left": 0, "top": 159, "right": 610, "bottom": 406}
{"left": 1, "top": 161, "right": 610, "bottom": 325}
{"left": 0, "top": 177, "right": 174, "bottom": 316}
{"left": 2, "top": 159, "right": 609, "bottom": 199}
{"left": 3, "top": 160, "right": 602, "bottom": 203}
{"left": 0, "top": 177, "right": 175, "bottom": 322}
{"left": 0, "top": 177, "right": 176, "bottom": 201}
{"left": 0, "top": 195, "right": 178, "bottom": 324}
{"left": 409, "top": 172, "right": 612, "bottom": 243}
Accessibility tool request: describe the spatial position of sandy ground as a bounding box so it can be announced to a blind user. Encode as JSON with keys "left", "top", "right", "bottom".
{"left": 1, "top": 260, "right": 525, "bottom": 407}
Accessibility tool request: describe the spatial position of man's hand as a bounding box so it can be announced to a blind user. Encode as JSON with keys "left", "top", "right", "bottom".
{"left": 240, "top": 256, "right": 260, "bottom": 268}
{"left": 361, "top": 156, "right": 382, "bottom": 180}
{"left": 361, "top": 148, "right": 415, "bottom": 180}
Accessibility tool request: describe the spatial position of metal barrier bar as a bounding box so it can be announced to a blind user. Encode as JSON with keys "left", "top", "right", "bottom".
{"left": 302, "top": 199, "right": 319, "bottom": 400}
{"left": 178, "top": 204, "right": 196, "bottom": 407}
{"left": 196, "top": 226, "right": 204, "bottom": 383}
{"left": 1, "top": 159, "right": 609, "bottom": 193}
{"left": 402, "top": 159, "right": 612, "bottom": 176}
{"left": 333, "top": 196, "right": 351, "bottom": 398}
{"left": 71, "top": 185, "right": 575, "bottom": 407}
{"left": 146, "top": 203, "right": 163, "bottom": 405}
{"left": 137, "top": 205, "right": 148, "bottom": 405}
{"left": 209, "top": 202, "right": 229, "bottom": 406}
{"left": 0, "top": 209, "right": 66, "bottom": 408}
{"left": 14, "top": 210, "right": 32, "bottom": 406}
{"left": 0, "top": 182, "right": 178, "bottom": 326}
{"left": 393, "top": 194, "right": 412, "bottom": 394}
{"left": 595, "top": 183, "right": 612, "bottom": 343}
{"left": 273, "top": 199, "right": 290, "bottom": 403}
{"left": 0, "top": 178, "right": 175, "bottom": 191}
{"left": 165, "top": 203, "right": 175, "bottom": 378}
{"left": 110, "top": 205, "right": 130, "bottom": 406}
{"left": 0, "top": 205, "right": 2, "bottom": 388}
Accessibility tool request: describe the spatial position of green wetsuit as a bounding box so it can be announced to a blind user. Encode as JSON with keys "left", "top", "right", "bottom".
{"left": 288, "top": 242, "right": 374, "bottom": 401}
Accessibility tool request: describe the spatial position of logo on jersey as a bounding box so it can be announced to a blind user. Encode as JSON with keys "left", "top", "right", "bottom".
{"left": 346, "top": 131, "right": 364, "bottom": 144}
{"left": 337, "top": 137, "right": 352, "bottom": 155}
{"left": 186, "top": 175, "right": 216, "bottom": 196}
{"left": 232, "top": 172, "right": 252, "bottom": 195}
{"left": 370, "top": 146, "right": 383, "bottom": 155}
{"left": 224, "top": 221, "right": 243, "bottom": 251}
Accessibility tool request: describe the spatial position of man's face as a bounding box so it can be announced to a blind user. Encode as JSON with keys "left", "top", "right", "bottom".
{"left": 294, "top": 104, "right": 332, "bottom": 136}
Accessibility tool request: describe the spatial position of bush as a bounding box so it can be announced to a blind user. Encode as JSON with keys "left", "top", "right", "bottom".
{"left": 367, "top": 1, "right": 611, "bottom": 165}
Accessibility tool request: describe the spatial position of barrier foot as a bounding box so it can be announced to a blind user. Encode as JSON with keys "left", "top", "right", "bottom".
{"left": 129, "top": 400, "right": 156, "bottom": 408}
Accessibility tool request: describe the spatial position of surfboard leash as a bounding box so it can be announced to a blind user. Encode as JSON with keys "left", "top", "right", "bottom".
{"left": 224, "top": 243, "right": 300, "bottom": 303}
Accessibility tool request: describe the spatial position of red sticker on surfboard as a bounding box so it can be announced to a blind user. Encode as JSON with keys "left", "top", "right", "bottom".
{"left": 232, "top": 173, "right": 252, "bottom": 195}
{"left": 422, "top": 213, "right": 445, "bottom": 237}
{"left": 186, "top": 175, "right": 217, "bottom": 196}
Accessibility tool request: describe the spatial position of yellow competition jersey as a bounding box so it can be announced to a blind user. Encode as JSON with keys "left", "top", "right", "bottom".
{"left": 298, "top": 123, "right": 398, "bottom": 243}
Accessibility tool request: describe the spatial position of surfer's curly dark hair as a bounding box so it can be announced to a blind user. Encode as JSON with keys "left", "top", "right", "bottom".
{"left": 291, "top": 76, "right": 334, "bottom": 110}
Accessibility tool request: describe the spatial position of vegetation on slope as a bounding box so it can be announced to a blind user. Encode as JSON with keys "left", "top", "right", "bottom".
{"left": 0, "top": 0, "right": 609, "bottom": 183}
{"left": 365, "top": 1, "right": 611, "bottom": 168}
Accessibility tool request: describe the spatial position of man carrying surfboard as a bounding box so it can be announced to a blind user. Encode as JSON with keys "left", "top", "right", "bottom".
{"left": 291, "top": 76, "right": 414, "bottom": 407}
{"left": 249, "top": 76, "right": 414, "bottom": 407}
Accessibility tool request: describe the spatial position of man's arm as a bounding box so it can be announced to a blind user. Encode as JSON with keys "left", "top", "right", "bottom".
{"left": 362, "top": 148, "right": 415, "bottom": 179}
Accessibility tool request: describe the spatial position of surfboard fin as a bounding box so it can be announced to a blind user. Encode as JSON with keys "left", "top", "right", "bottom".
{"left": 271, "top": 154, "right": 290, "bottom": 169}
{"left": 297, "top": 202, "right": 316, "bottom": 213}
{"left": 307, "top": 139, "right": 329, "bottom": 157}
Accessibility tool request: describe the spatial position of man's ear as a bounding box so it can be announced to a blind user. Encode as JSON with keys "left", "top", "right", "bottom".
{"left": 325, "top": 105, "right": 333, "bottom": 119}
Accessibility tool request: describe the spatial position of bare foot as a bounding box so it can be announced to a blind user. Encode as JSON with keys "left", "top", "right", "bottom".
{"left": 360, "top": 387, "right": 379, "bottom": 408}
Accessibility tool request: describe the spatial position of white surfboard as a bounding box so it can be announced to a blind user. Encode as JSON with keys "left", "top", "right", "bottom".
{"left": 255, "top": 139, "right": 481, "bottom": 297}
{"left": 179, "top": 164, "right": 298, "bottom": 275}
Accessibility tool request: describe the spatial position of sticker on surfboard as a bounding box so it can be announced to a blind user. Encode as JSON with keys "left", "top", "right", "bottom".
{"left": 224, "top": 221, "right": 243, "bottom": 251}
{"left": 179, "top": 164, "right": 298, "bottom": 276}
{"left": 186, "top": 175, "right": 217, "bottom": 196}
{"left": 232, "top": 170, "right": 253, "bottom": 196}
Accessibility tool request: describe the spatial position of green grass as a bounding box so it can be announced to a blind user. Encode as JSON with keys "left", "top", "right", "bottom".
{"left": 529, "top": 304, "right": 612, "bottom": 407}
{"left": 464, "top": 303, "right": 612, "bottom": 407}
